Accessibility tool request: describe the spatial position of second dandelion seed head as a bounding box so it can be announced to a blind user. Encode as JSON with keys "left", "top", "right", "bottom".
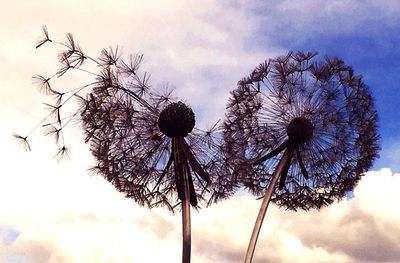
{"left": 158, "top": 101, "right": 195, "bottom": 138}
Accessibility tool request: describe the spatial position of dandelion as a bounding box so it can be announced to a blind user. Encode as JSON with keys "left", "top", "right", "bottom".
{"left": 16, "top": 26, "right": 230, "bottom": 263}
{"left": 223, "top": 52, "right": 380, "bottom": 262}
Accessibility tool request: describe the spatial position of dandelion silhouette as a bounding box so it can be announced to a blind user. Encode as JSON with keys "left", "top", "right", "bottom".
{"left": 14, "top": 26, "right": 230, "bottom": 263}
{"left": 223, "top": 52, "right": 380, "bottom": 262}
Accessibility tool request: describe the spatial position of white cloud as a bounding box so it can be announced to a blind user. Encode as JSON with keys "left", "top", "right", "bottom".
{"left": 1, "top": 169, "right": 399, "bottom": 262}
{"left": 0, "top": 0, "right": 273, "bottom": 130}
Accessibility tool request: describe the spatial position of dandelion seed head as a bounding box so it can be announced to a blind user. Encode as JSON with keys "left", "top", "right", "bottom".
{"left": 21, "top": 27, "right": 235, "bottom": 211}
{"left": 223, "top": 51, "right": 380, "bottom": 210}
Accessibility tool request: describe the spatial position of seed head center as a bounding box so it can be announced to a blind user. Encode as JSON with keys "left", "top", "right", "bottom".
{"left": 158, "top": 102, "right": 195, "bottom": 138}
{"left": 287, "top": 117, "right": 314, "bottom": 144}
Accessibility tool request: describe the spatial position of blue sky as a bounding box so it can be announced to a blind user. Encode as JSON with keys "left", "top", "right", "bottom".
{"left": 290, "top": 22, "right": 400, "bottom": 171}
{"left": 241, "top": 0, "right": 400, "bottom": 171}
{"left": 271, "top": 13, "right": 400, "bottom": 140}
{"left": 0, "top": 1, "right": 399, "bottom": 262}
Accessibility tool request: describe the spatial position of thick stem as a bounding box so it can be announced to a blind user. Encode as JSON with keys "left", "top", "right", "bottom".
{"left": 182, "top": 164, "right": 191, "bottom": 263}
{"left": 172, "top": 138, "right": 191, "bottom": 263}
{"left": 244, "top": 149, "right": 292, "bottom": 263}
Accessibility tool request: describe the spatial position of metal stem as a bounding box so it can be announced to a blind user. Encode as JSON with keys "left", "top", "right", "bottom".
{"left": 182, "top": 175, "right": 191, "bottom": 263}
{"left": 244, "top": 149, "right": 292, "bottom": 263}
{"left": 179, "top": 139, "right": 191, "bottom": 263}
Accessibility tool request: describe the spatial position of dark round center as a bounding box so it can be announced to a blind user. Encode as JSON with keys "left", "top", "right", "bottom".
{"left": 158, "top": 102, "right": 195, "bottom": 138}
{"left": 287, "top": 117, "right": 314, "bottom": 144}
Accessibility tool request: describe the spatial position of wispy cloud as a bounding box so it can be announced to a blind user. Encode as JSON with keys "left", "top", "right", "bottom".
{"left": 374, "top": 140, "right": 400, "bottom": 173}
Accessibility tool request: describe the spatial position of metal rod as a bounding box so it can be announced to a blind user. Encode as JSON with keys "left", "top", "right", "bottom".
{"left": 244, "top": 148, "right": 292, "bottom": 263}
{"left": 178, "top": 138, "right": 192, "bottom": 263}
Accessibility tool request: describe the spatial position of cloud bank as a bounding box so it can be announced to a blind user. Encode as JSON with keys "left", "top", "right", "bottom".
{"left": 1, "top": 169, "right": 399, "bottom": 263}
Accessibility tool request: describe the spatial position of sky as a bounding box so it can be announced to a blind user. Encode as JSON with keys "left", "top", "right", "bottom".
{"left": 0, "top": 0, "right": 399, "bottom": 262}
